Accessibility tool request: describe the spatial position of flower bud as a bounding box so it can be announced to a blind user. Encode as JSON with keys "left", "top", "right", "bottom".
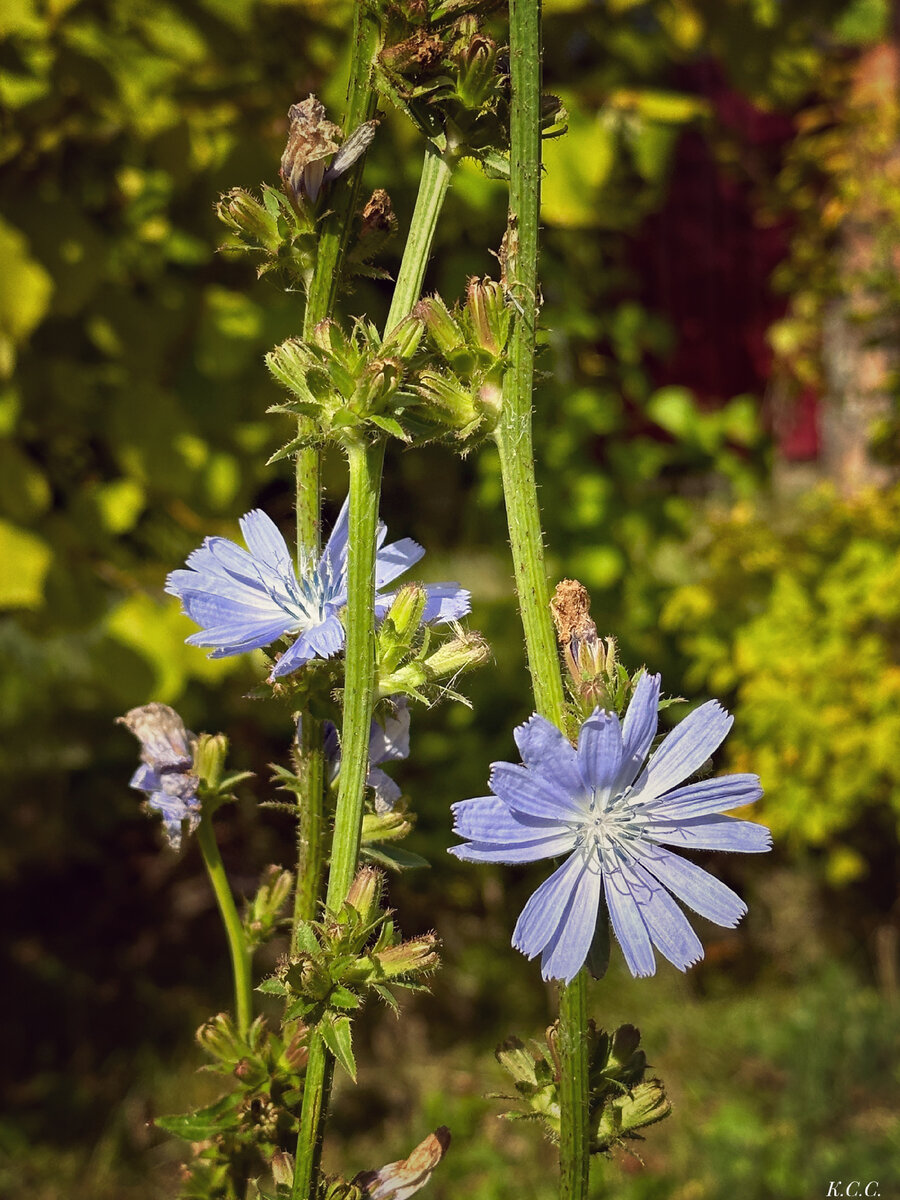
{"left": 466, "top": 277, "right": 510, "bottom": 358}
{"left": 368, "top": 933, "right": 440, "bottom": 980}
{"left": 385, "top": 582, "right": 428, "bottom": 640}
{"left": 416, "top": 295, "right": 466, "bottom": 360}
{"left": 416, "top": 369, "right": 479, "bottom": 433}
{"left": 346, "top": 866, "right": 385, "bottom": 927}
{"left": 196, "top": 1013, "right": 244, "bottom": 1065}
{"left": 271, "top": 1151, "right": 295, "bottom": 1188}
{"left": 383, "top": 312, "right": 424, "bottom": 361}
{"left": 217, "top": 188, "right": 281, "bottom": 252}
{"left": 425, "top": 631, "right": 491, "bottom": 680}
{"left": 193, "top": 732, "right": 229, "bottom": 791}
{"left": 453, "top": 32, "right": 499, "bottom": 111}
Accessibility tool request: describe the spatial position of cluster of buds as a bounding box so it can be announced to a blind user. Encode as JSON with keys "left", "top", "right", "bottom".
{"left": 550, "top": 579, "right": 645, "bottom": 724}
{"left": 377, "top": 7, "right": 507, "bottom": 166}
{"left": 217, "top": 95, "right": 379, "bottom": 292}
{"left": 376, "top": 2, "right": 565, "bottom": 175}
{"left": 415, "top": 277, "right": 510, "bottom": 446}
{"left": 157, "top": 1012, "right": 308, "bottom": 1184}
{"left": 376, "top": 583, "right": 491, "bottom": 702}
{"left": 265, "top": 316, "right": 423, "bottom": 448}
{"left": 494, "top": 1022, "right": 670, "bottom": 1156}
{"left": 259, "top": 868, "right": 440, "bottom": 1081}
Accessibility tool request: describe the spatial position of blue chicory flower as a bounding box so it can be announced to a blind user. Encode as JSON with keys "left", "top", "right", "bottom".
{"left": 449, "top": 673, "right": 770, "bottom": 983}
{"left": 166, "top": 500, "right": 469, "bottom": 679}
{"left": 118, "top": 703, "right": 201, "bottom": 850}
{"left": 312, "top": 696, "right": 411, "bottom": 812}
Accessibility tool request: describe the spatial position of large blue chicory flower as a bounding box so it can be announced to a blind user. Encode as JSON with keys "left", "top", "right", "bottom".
{"left": 449, "top": 673, "right": 770, "bottom": 983}
{"left": 166, "top": 501, "right": 469, "bottom": 679}
{"left": 118, "top": 703, "right": 201, "bottom": 850}
{"left": 303, "top": 696, "right": 411, "bottom": 813}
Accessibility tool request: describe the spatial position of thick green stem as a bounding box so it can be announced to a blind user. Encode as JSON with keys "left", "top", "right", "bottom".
{"left": 291, "top": 135, "right": 454, "bottom": 1200}
{"left": 497, "top": 0, "right": 591, "bottom": 1197}
{"left": 325, "top": 436, "right": 386, "bottom": 907}
{"left": 385, "top": 143, "right": 453, "bottom": 332}
{"left": 290, "top": 1, "right": 381, "bottom": 957}
{"left": 291, "top": 1038, "right": 335, "bottom": 1200}
{"left": 196, "top": 816, "right": 253, "bottom": 1036}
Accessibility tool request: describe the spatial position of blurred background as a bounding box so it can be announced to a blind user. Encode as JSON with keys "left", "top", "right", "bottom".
{"left": 3, "top": 0, "right": 900, "bottom": 1196}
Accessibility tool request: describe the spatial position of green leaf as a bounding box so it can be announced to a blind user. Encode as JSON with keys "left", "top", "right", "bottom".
{"left": 0, "top": 218, "right": 53, "bottom": 378}
{"left": 319, "top": 1015, "right": 356, "bottom": 1081}
{"left": 0, "top": 519, "right": 52, "bottom": 609}
{"left": 156, "top": 1093, "right": 241, "bottom": 1140}
{"left": 361, "top": 843, "right": 431, "bottom": 871}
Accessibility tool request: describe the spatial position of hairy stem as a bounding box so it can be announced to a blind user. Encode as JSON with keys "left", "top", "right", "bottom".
{"left": 385, "top": 143, "right": 454, "bottom": 332}
{"left": 291, "top": 1, "right": 381, "bottom": 957}
{"left": 326, "top": 436, "right": 386, "bottom": 907}
{"left": 291, "top": 135, "right": 455, "bottom": 1200}
{"left": 292, "top": 715, "right": 327, "bottom": 934}
{"left": 496, "top": 0, "right": 591, "bottom": 1196}
{"left": 196, "top": 816, "right": 253, "bottom": 1036}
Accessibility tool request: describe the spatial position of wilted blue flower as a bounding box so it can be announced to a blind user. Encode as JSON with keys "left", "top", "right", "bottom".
{"left": 449, "top": 673, "right": 770, "bottom": 983}
{"left": 166, "top": 501, "right": 469, "bottom": 679}
{"left": 118, "top": 703, "right": 200, "bottom": 849}
{"left": 310, "top": 696, "right": 411, "bottom": 812}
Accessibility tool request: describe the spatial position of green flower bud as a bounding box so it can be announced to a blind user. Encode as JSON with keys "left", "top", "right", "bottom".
{"left": 217, "top": 188, "right": 281, "bottom": 253}
{"left": 466, "top": 276, "right": 510, "bottom": 358}
{"left": 367, "top": 933, "right": 440, "bottom": 980}
{"left": 416, "top": 295, "right": 466, "bottom": 360}
{"left": 345, "top": 866, "right": 385, "bottom": 928}
{"left": 193, "top": 732, "right": 228, "bottom": 791}
{"left": 196, "top": 1012, "right": 244, "bottom": 1065}
{"left": 425, "top": 631, "right": 491, "bottom": 680}
{"left": 453, "top": 32, "right": 499, "bottom": 111}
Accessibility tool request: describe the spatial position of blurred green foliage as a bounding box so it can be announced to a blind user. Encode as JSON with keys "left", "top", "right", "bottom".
{"left": 663, "top": 484, "right": 900, "bottom": 887}
{"left": 3, "top": 0, "right": 900, "bottom": 1196}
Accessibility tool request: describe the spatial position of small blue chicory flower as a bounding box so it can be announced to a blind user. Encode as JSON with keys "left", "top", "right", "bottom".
{"left": 313, "top": 696, "right": 411, "bottom": 812}
{"left": 118, "top": 703, "right": 200, "bottom": 849}
{"left": 449, "top": 673, "right": 770, "bottom": 983}
{"left": 166, "top": 501, "right": 469, "bottom": 679}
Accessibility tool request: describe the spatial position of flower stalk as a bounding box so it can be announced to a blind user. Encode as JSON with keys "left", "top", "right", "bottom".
{"left": 290, "top": 3, "right": 381, "bottom": 964}
{"left": 196, "top": 815, "right": 253, "bottom": 1036}
{"left": 494, "top": 0, "right": 591, "bottom": 1195}
{"left": 291, "top": 124, "right": 456, "bottom": 1200}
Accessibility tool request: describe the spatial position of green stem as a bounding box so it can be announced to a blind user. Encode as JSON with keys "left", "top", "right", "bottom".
{"left": 291, "top": 135, "right": 454, "bottom": 1200}
{"left": 385, "top": 143, "right": 454, "bottom": 332}
{"left": 325, "top": 436, "right": 386, "bottom": 908}
{"left": 292, "top": 715, "right": 326, "bottom": 934}
{"left": 497, "top": 0, "right": 591, "bottom": 1197}
{"left": 305, "top": 7, "right": 381, "bottom": 326}
{"left": 292, "top": 1038, "right": 334, "bottom": 1200}
{"left": 196, "top": 816, "right": 253, "bottom": 1036}
{"left": 290, "top": 0, "right": 381, "bottom": 957}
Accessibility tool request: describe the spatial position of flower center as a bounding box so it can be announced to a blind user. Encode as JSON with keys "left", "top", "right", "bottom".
{"left": 575, "top": 787, "right": 648, "bottom": 861}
